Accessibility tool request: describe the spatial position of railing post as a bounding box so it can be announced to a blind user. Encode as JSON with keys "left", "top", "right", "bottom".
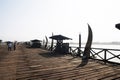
{"left": 104, "top": 49, "right": 107, "bottom": 64}
{"left": 78, "top": 47, "right": 81, "bottom": 57}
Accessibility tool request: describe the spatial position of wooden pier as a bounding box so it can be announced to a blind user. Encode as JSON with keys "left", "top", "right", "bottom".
{"left": 0, "top": 45, "right": 120, "bottom": 80}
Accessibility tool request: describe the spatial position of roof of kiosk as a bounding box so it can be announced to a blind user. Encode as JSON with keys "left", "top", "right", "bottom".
{"left": 49, "top": 35, "right": 72, "bottom": 40}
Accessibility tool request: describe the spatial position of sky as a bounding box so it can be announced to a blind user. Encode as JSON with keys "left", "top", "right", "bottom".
{"left": 0, "top": 0, "right": 120, "bottom": 43}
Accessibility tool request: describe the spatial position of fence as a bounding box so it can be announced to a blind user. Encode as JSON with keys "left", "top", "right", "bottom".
{"left": 69, "top": 46, "right": 120, "bottom": 65}
{"left": 42, "top": 43, "right": 120, "bottom": 65}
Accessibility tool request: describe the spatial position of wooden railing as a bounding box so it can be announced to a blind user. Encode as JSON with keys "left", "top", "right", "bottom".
{"left": 42, "top": 44, "right": 120, "bottom": 65}
{"left": 69, "top": 46, "right": 120, "bottom": 65}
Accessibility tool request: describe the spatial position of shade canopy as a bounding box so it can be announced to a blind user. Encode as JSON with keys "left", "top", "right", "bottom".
{"left": 49, "top": 35, "right": 72, "bottom": 40}
{"left": 6, "top": 41, "right": 12, "bottom": 43}
{"left": 115, "top": 23, "right": 120, "bottom": 30}
{"left": 31, "top": 39, "right": 42, "bottom": 42}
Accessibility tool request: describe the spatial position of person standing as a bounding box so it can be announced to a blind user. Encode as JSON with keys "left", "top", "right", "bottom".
{"left": 13, "top": 42, "right": 16, "bottom": 50}
{"left": 8, "top": 42, "right": 12, "bottom": 51}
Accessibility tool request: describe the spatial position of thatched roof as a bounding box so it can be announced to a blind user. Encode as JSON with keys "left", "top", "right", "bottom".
{"left": 49, "top": 35, "right": 72, "bottom": 40}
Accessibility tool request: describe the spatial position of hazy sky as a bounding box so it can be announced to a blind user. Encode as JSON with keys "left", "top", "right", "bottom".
{"left": 1, "top": 0, "right": 120, "bottom": 42}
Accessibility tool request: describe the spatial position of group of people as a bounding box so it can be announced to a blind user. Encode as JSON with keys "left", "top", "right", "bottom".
{"left": 7, "top": 42, "right": 16, "bottom": 51}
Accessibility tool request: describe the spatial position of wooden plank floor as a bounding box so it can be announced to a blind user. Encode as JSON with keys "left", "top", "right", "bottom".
{"left": 0, "top": 45, "right": 120, "bottom": 80}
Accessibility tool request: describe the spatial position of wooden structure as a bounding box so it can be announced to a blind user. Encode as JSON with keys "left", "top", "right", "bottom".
{"left": 30, "top": 39, "right": 42, "bottom": 48}
{"left": 0, "top": 45, "right": 120, "bottom": 80}
{"left": 49, "top": 35, "right": 72, "bottom": 54}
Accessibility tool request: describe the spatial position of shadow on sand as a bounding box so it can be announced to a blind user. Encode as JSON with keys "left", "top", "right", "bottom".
{"left": 76, "top": 58, "right": 89, "bottom": 67}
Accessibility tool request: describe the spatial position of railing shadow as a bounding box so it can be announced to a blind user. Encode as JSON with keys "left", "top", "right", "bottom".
{"left": 39, "top": 52, "right": 67, "bottom": 58}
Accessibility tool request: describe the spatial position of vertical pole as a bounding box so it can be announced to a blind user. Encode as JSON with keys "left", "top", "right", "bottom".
{"left": 51, "top": 32, "right": 54, "bottom": 51}
{"left": 78, "top": 34, "right": 81, "bottom": 56}
{"left": 79, "top": 34, "right": 81, "bottom": 49}
{"left": 43, "top": 39, "right": 45, "bottom": 48}
{"left": 104, "top": 49, "right": 107, "bottom": 64}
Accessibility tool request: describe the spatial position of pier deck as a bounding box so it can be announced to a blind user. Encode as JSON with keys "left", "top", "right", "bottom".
{"left": 0, "top": 45, "right": 120, "bottom": 80}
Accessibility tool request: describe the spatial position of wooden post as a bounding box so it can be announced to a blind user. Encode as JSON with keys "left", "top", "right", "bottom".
{"left": 104, "top": 49, "right": 107, "bottom": 64}
{"left": 50, "top": 33, "right": 54, "bottom": 51}
{"left": 79, "top": 34, "right": 81, "bottom": 49}
{"left": 78, "top": 34, "right": 81, "bottom": 56}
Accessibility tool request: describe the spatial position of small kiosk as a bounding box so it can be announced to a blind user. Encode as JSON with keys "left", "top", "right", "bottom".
{"left": 49, "top": 35, "right": 72, "bottom": 54}
{"left": 30, "top": 39, "right": 42, "bottom": 48}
